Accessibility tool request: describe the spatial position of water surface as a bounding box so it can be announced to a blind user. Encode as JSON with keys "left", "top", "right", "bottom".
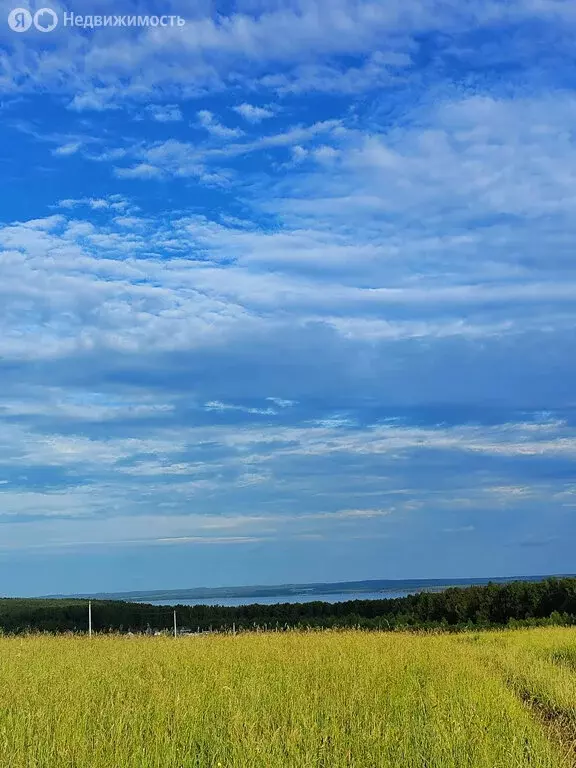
{"left": 133, "top": 589, "right": 444, "bottom": 607}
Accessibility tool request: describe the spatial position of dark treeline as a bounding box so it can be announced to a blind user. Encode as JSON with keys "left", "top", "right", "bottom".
{"left": 1, "top": 577, "right": 576, "bottom": 635}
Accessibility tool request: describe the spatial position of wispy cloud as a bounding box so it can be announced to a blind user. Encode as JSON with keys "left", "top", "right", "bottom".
{"left": 204, "top": 401, "right": 277, "bottom": 415}
{"left": 115, "top": 163, "right": 165, "bottom": 180}
{"left": 146, "top": 104, "right": 183, "bottom": 122}
{"left": 0, "top": 0, "right": 575, "bottom": 584}
{"left": 53, "top": 141, "right": 82, "bottom": 157}
{"left": 233, "top": 103, "right": 275, "bottom": 122}
{"left": 57, "top": 195, "right": 130, "bottom": 211}
{"left": 197, "top": 109, "right": 243, "bottom": 138}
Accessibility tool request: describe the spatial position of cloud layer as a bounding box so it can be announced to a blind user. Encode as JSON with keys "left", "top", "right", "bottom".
{"left": 0, "top": 0, "right": 574, "bottom": 594}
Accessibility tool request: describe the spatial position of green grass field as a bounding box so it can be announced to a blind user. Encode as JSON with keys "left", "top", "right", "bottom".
{"left": 0, "top": 627, "right": 575, "bottom": 767}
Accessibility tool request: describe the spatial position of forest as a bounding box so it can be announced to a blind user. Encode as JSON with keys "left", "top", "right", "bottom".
{"left": 1, "top": 577, "right": 575, "bottom": 634}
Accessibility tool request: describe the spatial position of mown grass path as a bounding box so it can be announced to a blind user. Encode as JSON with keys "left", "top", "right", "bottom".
{"left": 0, "top": 628, "right": 574, "bottom": 767}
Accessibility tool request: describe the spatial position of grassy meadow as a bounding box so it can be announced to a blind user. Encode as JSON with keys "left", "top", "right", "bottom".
{"left": 0, "top": 627, "right": 575, "bottom": 767}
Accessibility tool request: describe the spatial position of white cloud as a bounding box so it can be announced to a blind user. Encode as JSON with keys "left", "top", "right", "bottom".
{"left": 53, "top": 141, "right": 82, "bottom": 157}
{"left": 113, "top": 216, "right": 147, "bottom": 228}
{"left": 1, "top": 203, "right": 575, "bottom": 375}
{"left": 115, "top": 163, "right": 165, "bottom": 179}
{"left": 260, "top": 51, "right": 411, "bottom": 94}
{"left": 197, "top": 109, "right": 243, "bottom": 138}
{"left": 0, "top": 503, "right": 396, "bottom": 550}
{"left": 443, "top": 526, "right": 475, "bottom": 533}
{"left": 146, "top": 104, "right": 183, "bottom": 122}
{"left": 1, "top": 2, "right": 575, "bottom": 561}
{"left": 68, "top": 89, "right": 121, "bottom": 112}
{"left": 266, "top": 397, "right": 296, "bottom": 408}
{"left": 108, "top": 119, "right": 343, "bottom": 181}
{"left": 204, "top": 401, "right": 277, "bottom": 415}
{"left": 233, "top": 103, "right": 274, "bottom": 122}
{"left": 291, "top": 145, "right": 308, "bottom": 163}
{"left": 0, "top": 0, "right": 575, "bottom": 109}
{"left": 57, "top": 196, "right": 130, "bottom": 212}
{"left": 221, "top": 119, "right": 341, "bottom": 155}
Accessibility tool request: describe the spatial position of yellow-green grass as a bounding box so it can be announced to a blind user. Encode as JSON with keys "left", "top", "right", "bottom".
{"left": 0, "top": 628, "right": 575, "bottom": 767}
{"left": 458, "top": 627, "right": 576, "bottom": 758}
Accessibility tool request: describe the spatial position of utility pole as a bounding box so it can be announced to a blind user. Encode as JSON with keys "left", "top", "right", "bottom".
{"left": 88, "top": 600, "right": 92, "bottom": 638}
{"left": 173, "top": 609, "right": 177, "bottom": 638}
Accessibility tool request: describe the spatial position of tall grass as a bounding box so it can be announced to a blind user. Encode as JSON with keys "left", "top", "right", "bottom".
{"left": 0, "top": 628, "right": 574, "bottom": 767}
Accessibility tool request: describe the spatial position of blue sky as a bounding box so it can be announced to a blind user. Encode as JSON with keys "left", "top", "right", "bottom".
{"left": 0, "top": 0, "right": 575, "bottom": 597}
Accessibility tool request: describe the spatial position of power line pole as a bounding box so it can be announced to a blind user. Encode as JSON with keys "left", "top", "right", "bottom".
{"left": 173, "top": 609, "right": 177, "bottom": 638}
{"left": 88, "top": 600, "right": 92, "bottom": 638}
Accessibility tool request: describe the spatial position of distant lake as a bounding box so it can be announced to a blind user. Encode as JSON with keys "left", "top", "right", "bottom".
{"left": 132, "top": 588, "right": 445, "bottom": 607}
{"left": 72, "top": 575, "right": 566, "bottom": 606}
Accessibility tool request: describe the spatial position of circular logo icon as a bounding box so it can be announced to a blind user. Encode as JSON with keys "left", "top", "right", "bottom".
{"left": 33, "top": 7, "right": 58, "bottom": 32}
{"left": 8, "top": 7, "right": 32, "bottom": 31}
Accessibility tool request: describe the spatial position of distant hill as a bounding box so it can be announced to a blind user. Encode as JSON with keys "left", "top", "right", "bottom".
{"left": 41, "top": 574, "right": 573, "bottom": 602}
